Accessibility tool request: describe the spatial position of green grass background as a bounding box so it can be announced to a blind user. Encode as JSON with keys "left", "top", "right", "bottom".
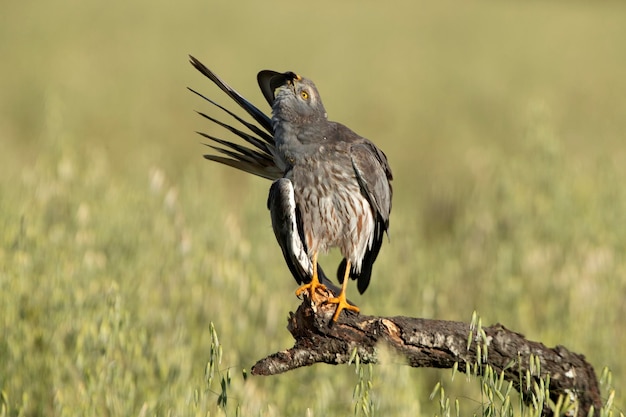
{"left": 1, "top": 0, "right": 625, "bottom": 415}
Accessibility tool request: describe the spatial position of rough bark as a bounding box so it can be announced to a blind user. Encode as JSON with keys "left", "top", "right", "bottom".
{"left": 251, "top": 294, "right": 601, "bottom": 417}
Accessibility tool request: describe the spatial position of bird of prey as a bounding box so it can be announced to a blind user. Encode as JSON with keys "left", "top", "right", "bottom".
{"left": 189, "top": 56, "right": 393, "bottom": 321}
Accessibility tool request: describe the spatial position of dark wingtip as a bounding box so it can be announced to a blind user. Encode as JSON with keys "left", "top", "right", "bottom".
{"left": 189, "top": 55, "right": 206, "bottom": 73}
{"left": 257, "top": 70, "right": 280, "bottom": 106}
{"left": 337, "top": 258, "right": 372, "bottom": 295}
{"left": 190, "top": 55, "right": 274, "bottom": 134}
{"left": 356, "top": 266, "right": 372, "bottom": 294}
{"left": 257, "top": 70, "right": 300, "bottom": 106}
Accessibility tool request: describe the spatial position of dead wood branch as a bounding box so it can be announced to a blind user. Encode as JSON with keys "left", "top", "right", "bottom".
{"left": 251, "top": 295, "right": 601, "bottom": 417}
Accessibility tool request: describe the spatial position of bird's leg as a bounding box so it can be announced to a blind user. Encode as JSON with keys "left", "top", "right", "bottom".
{"left": 327, "top": 260, "right": 360, "bottom": 321}
{"left": 295, "top": 252, "right": 327, "bottom": 303}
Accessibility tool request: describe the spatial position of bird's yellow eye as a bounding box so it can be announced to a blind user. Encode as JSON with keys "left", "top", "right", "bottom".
{"left": 300, "top": 90, "right": 309, "bottom": 100}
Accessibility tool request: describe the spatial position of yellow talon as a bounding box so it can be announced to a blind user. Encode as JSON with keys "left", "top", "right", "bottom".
{"left": 327, "top": 260, "right": 360, "bottom": 321}
{"left": 328, "top": 292, "right": 360, "bottom": 322}
{"left": 295, "top": 252, "right": 327, "bottom": 303}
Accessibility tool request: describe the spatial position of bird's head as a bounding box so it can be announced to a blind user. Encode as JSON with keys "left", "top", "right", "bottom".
{"left": 257, "top": 70, "right": 327, "bottom": 125}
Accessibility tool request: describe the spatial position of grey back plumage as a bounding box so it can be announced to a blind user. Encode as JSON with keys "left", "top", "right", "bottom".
{"left": 263, "top": 71, "right": 393, "bottom": 294}
{"left": 190, "top": 56, "right": 392, "bottom": 295}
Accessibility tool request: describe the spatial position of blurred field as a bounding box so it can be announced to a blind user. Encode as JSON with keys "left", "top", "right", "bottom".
{"left": 1, "top": 0, "right": 626, "bottom": 415}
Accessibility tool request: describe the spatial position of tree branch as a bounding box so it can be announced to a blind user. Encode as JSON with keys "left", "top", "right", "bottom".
{"left": 251, "top": 294, "right": 602, "bottom": 417}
